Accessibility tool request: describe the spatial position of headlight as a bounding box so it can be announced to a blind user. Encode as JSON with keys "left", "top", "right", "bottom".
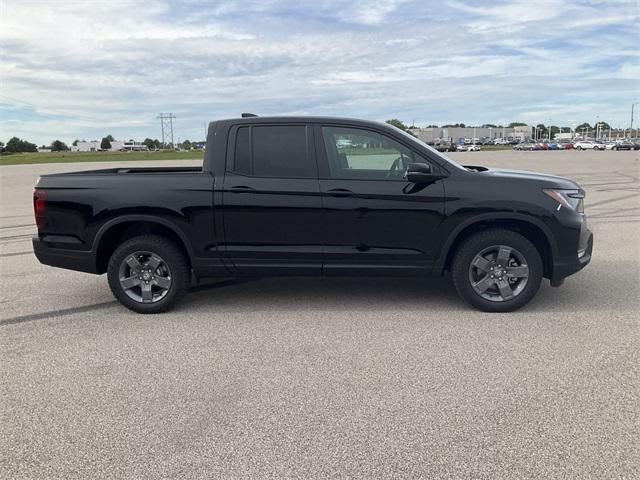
{"left": 543, "top": 189, "right": 584, "bottom": 213}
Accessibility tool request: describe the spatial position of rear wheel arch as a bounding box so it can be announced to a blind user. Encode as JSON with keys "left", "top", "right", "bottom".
{"left": 439, "top": 215, "right": 556, "bottom": 279}
{"left": 94, "top": 216, "right": 193, "bottom": 274}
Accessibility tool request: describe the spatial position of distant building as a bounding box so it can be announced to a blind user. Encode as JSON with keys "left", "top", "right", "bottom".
{"left": 409, "top": 125, "right": 533, "bottom": 143}
{"left": 513, "top": 125, "right": 534, "bottom": 140}
{"left": 122, "top": 140, "right": 148, "bottom": 151}
{"left": 555, "top": 132, "right": 574, "bottom": 140}
{"left": 71, "top": 141, "right": 100, "bottom": 152}
{"left": 71, "top": 140, "right": 147, "bottom": 152}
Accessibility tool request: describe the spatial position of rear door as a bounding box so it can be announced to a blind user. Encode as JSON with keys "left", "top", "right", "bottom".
{"left": 316, "top": 124, "right": 446, "bottom": 275}
{"left": 221, "top": 123, "right": 323, "bottom": 275}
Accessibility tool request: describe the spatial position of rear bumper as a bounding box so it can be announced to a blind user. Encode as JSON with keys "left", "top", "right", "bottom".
{"left": 32, "top": 236, "right": 99, "bottom": 274}
{"left": 552, "top": 230, "right": 593, "bottom": 283}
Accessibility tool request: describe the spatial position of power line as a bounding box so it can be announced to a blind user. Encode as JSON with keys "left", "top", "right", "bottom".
{"left": 157, "top": 113, "right": 176, "bottom": 149}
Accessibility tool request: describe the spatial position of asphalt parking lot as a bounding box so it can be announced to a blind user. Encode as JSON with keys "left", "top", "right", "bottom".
{"left": 1, "top": 150, "right": 639, "bottom": 478}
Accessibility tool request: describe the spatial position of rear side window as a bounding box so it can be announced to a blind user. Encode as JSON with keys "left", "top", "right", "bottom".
{"left": 232, "top": 125, "right": 314, "bottom": 178}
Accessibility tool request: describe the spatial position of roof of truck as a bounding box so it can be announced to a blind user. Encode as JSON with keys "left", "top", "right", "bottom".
{"left": 211, "top": 115, "right": 392, "bottom": 128}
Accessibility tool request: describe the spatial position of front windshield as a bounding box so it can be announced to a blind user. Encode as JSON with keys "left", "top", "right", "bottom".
{"left": 387, "top": 124, "right": 467, "bottom": 171}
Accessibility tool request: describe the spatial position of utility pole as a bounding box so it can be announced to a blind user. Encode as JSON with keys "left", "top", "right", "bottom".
{"left": 631, "top": 103, "right": 637, "bottom": 137}
{"left": 157, "top": 113, "right": 176, "bottom": 149}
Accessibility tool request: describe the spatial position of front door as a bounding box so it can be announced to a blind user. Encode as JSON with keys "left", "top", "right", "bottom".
{"left": 316, "top": 124, "right": 446, "bottom": 275}
{"left": 221, "top": 124, "right": 323, "bottom": 275}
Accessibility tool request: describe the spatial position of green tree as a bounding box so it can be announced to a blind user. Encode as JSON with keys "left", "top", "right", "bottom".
{"left": 143, "top": 138, "right": 161, "bottom": 150}
{"left": 576, "top": 122, "right": 592, "bottom": 131}
{"left": 105, "top": 134, "right": 115, "bottom": 142}
{"left": 50, "top": 140, "right": 69, "bottom": 151}
{"left": 386, "top": 119, "right": 416, "bottom": 136}
{"left": 5, "top": 137, "right": 37, "bottom": 153}
{"left": 386, "top": 119, "right": 410, "bottom": 131}
{"left": 72, "top": 139, "right": 79, "bottom": 146}
{"left": 442, "top": 123, "right": 466, "bottom": 128}
{"left": 181, "top": 139, "right": 192, "bottom": 150}
{"left": 100, "top": 137, "right": 112, "bottom": 150}
{"left": 535, "top": 124, "right": 548, "bottom": 138}
{"left": 508, "top": 122, "right": 527, "bottom": 127}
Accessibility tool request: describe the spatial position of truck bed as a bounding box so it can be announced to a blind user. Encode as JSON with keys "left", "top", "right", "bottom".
{"left": 43, "top": 166, "right": 203, "bottom": 176}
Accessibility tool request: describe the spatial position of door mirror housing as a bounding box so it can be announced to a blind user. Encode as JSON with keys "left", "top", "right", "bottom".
{"left": 405, "top": 162, "right": 443, "bottom": 183}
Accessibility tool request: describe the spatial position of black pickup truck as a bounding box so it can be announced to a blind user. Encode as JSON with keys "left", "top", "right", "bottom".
{"left": 33, "top": 116, "right": 593, "bottom": 313}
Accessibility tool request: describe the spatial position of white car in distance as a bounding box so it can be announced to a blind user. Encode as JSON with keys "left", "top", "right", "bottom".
{"left": 574, "top": 141, "right": 604, "bottom": 151}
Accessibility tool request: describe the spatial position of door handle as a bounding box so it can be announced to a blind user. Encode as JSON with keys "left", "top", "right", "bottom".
{"left": 326, "top": 188, "right": 354, "bottom": 198}
{"left": 229, "top": 185, "right": 256, "bottom": 193}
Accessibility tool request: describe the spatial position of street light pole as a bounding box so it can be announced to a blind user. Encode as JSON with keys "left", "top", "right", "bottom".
{"left": 631, "top": 103, "right": 637, "bottom": 138}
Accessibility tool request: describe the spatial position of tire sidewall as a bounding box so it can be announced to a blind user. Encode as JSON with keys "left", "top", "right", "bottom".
{"left": 107, "top": 236, "right": 189, "bottom": 314}
{"left": 452, "top": 230, "right": 543, "bottom": 312}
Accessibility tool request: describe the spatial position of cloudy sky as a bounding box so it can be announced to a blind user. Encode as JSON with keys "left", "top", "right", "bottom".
{"left": 1, "top": 0, "right": 638, "bottom": 144}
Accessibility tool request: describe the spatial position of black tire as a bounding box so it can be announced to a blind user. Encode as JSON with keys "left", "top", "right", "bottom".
{"left": 452, "top": 229, "right": 543, "bottom": 312}
{"left": 107, "top": 235, "right": 190, "bottom": 314}
{"left": 576, "top": 146, "right": 582, "bottom": 150}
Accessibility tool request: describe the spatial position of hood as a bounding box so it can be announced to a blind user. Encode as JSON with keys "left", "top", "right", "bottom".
{"left": 471, "top": 167, "right": 580, "bottom": 190}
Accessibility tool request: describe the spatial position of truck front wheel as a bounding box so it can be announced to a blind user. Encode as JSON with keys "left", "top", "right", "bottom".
{"left": 452, "top": 229, "right": 543, "bottom": 312}
{"left": 107, "top": 235, "right": 190, "bottom": 314}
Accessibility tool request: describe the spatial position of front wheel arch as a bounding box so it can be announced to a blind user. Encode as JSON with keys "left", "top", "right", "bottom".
{"left": 438, "top": 216, "right": 555, "bottom": 279}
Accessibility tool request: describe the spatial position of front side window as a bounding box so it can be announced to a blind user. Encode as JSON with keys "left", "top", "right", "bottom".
{"left": 233, "top": 125, "right": 314, "bottom": 178}
{"left": 321, "top": 126, "right": 416, "bottom": 180}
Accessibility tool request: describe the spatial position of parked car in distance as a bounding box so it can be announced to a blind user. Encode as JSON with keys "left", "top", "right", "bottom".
{"left": 606, "top": 141, "right": 634, "bottom": 151}
{"left": 513, "top": 142, "right": 538, "bottom": 151}
{"left": 435, "top": 142, "right": 457, "bottom": 152}
{"left": 574, "top": 140, "right": 605, "bottom": 151}
{"left": 33, "top": 115, "right": 593, "bottom": 314}
{"left": 467, "top": 144, "right": 481, "bottom": 152}
{"left": 456, "top": 144, "right": 469, "bottom": 152}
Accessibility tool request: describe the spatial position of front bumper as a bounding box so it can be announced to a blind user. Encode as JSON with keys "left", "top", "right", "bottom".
{"left": 551, "top": 229, "right": 593, "bottom": 284}
{"left": 32, "top": 236, "right": 99, "bottom": 274}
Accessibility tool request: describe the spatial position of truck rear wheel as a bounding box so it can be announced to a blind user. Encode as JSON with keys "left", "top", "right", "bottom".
{"left": 107, "top": 235, "right": 190, "bottom": 314}
{"left": 452, "top": 229, "right": 543, "bottom": 312}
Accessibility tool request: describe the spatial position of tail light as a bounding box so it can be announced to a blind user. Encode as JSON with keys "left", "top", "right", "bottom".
{"left": 33, "top": 189, "right": 47, "bottom": 229}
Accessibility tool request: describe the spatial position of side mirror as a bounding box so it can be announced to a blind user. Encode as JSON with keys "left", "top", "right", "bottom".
{"left": 405, "top": 162, "right": 439, "bottom": 183}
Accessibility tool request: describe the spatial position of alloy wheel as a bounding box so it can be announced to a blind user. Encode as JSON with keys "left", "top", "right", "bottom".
{"left": 118, "top": 251, "right": 172, "bottom": 303}
{"left": 468, "top": 245, "right": 530, "bottom": 302}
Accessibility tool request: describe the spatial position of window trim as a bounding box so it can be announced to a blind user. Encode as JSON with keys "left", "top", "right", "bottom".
{"left": 315, "top": 123, "right": 441, "bottom": 182}
{"left": 226, "top": 123, "right": 318, "bottom": 180}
